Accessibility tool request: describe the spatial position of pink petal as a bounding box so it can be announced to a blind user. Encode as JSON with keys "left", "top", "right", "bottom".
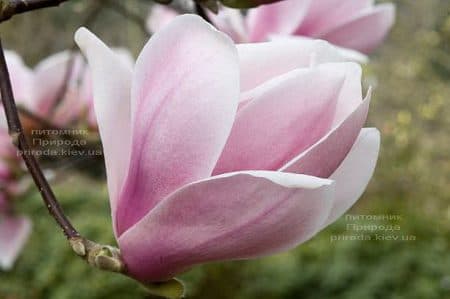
{"left": 238, "top": 38, "right": 363, "bottom": 93}
{"left": 246, "top": 0, "right": 311, "bottom": 42}
{"left": 119, "top": 171, "right": 334, "bottom": 282}
{"left": 32, "top": 51, "right": 87, "bottom": 123}
{"left": 75, "top": 28, "right": 133, "bottom": 231}
{"left": 116, "top": 15, "right": 240, "bottom": 236}
{"left": 295, "top": 0, "right": 374, "bottom": 36}
{"left": 146, "top": 4, "right": 179, "bottom": 33}
{"left": 319, "top": 4, "right": 396, "bottom": 53}
{"left": 270, "top": 35, "right": 368, "bottom": 64}
{"left": 3, "top": 51, "right": 32, "bottom": 106}
{"left": 214, "top": 65, "right": 346, "bottom": 174}
{"left": 0, "top": 215, "right": 31, "bottom": 270}
{"left": 280, "top": 90, "right": 371, "bottom": 178}
{"left": 207, "top": 7, "right": 248, "bottom": 42}
{"left": 324, "top": 128, "right": 380, "bottom": 225}
{"left": 81, "top": 48, "right": 134, "bottom": 129}
{"left": 329, "top": 62, "right": 363, "bottom": 125}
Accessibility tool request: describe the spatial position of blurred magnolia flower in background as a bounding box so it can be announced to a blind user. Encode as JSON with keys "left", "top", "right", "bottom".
{"left": 0, "top": 114, "right": 31, "bottom": 271}
{"left": 3, "top": 49, "right": 133, "bottom": 130}
{"left": 148, "top": 0, "right": 395, "bottom": 53}
{"left": 3, "top": 50, "right": 94, "bottom": 128}
{"left": 75, "top": 14, "right": 379, "bottom": 283}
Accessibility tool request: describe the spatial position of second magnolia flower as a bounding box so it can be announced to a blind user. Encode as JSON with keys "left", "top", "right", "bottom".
{"left": 75, "top": 15, "right": 380, "bottom": 283}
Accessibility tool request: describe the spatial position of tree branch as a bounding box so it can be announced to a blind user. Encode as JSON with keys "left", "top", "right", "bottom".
{"left": 0, "top": 37, "right": 79, "bottom": 238}
{"left": 1, "top": 36, "right": 126, "bottom": 274}
{"left": 1, "top": 47, "right": 101, "bottom": 240}
{"left": 0, "top": 0, "right": 70, "bottom": 22}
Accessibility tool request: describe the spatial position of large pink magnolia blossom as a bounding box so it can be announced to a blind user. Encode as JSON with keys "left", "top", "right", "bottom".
{"left": 148, "top": 0, "right": 395, "bottom": 54}
{"left": 75, "top": 15, "right": 380, "bottom": 283}
{"left": 0, "top": 114, "right": 31, "bottom": 270}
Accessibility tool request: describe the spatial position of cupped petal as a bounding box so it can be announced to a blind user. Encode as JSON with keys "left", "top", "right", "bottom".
{"left": 238, "top": 38, "right": 363, "bottom": 92}
{"left": 280, "top": 90, "right": 371, "bottom": 178}
{"left": 324, "top": 128, "right": 380, "bottom": 226}
{"left": 116, "top": 15, "right": 240, "bottom": 236}
{"left": 213, "top": 65, "right": 345, "bottom": 174}
{"left": 119, "top": 171, "right": 334, "bottom": 282}
{"left": 319, "top": 4, "right": 396, "bottom": 53}
{"left": 0, "top": 215, "right": 31, "bottom": 270}
{"left": 146, "top": 4, "right": 179, "bottom": 33}
{"left": 246, "top": 0, "right": 311, "bottom": 42}
{"left": 75, "top": 28, "right": 133, "bottom": 224}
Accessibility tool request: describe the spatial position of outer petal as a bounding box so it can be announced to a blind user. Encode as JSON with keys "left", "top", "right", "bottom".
{"left": 213, "top": 65, "right": 345, "bottom": 174}
{"left": 238, "top": 38, "right": 363, "bottom": 92}
{"left": 119, "top": 171, "right": 334, "bottom": 282}
{"left": 81, "top": 48, "right": 135, "bottom": 129}
{"left": 75, "top": 28, "right": 133, "bottom": 225}
{"left": 0, "top": 215, "right": 31, "bottom": 270}
{"left": 324, "top": 128, "right": 380, "bottom": 225}
{"left": 319, "top": 4, "right": 396, "bottom": 53}
{"left": 280, "top": 90, "right": 371, "bottom": 178}
{"left": 117, "top": 15, "right": 240, "bottom": 236}
{"left": 146, "top": 4, "right": 179, "bottom": 33}
{"left": 246, "top": 0, "right": 311, "bottom": 42}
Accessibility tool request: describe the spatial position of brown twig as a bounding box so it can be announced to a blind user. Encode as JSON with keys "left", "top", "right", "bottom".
{"left": 1, "top": 35, "right": 125, "bottom": 274}
{"left": 0, "top": 38, "right": 79, "bottom": 238}
{"left": 0, "top": 0, "right": 70, "bottom": 22}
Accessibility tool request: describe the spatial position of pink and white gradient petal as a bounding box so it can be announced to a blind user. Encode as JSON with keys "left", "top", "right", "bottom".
{"left": 214, "top": 65, "right": 345, "bottom": 174}
{"left": 75, "top": 28, "right": 133, "bottom": 233}
{"left": 246, "top": 0, "right": 311, "bottom": 42}
{"left": 117, "top": 15, "right": 240, "bottom": 235}
{"left": 119, "top": 171, "right": 334, "bottom": 282}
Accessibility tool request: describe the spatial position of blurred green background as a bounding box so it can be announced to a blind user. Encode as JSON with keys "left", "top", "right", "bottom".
{"left": 1, "top": 0, "right": 449, "bottom": 298}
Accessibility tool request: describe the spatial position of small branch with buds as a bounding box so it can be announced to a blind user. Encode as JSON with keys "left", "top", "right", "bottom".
{"left": 0, "top": 37, "right": 125, "bottom": 274}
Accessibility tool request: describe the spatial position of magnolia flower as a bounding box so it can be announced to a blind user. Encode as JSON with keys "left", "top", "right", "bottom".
{"left": 30, "top": 50, "right": 134, "bottom": 128}
{"left": 2, "top": 51, "right": 93, "bottom": 127}
{"left": 148, "top": 0, "right": 395, "bottom": 53}
{"left": 0, "top": 115, "right": 31, "bottom": 270}
{"left": 30, "top": 51, "right": 95, "bottom": 127}
{"left": 75, "top": 15, "right": 380, "bottom": 283}
{"left": 3, "top": 50, "right": 134, "bottom": 129}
